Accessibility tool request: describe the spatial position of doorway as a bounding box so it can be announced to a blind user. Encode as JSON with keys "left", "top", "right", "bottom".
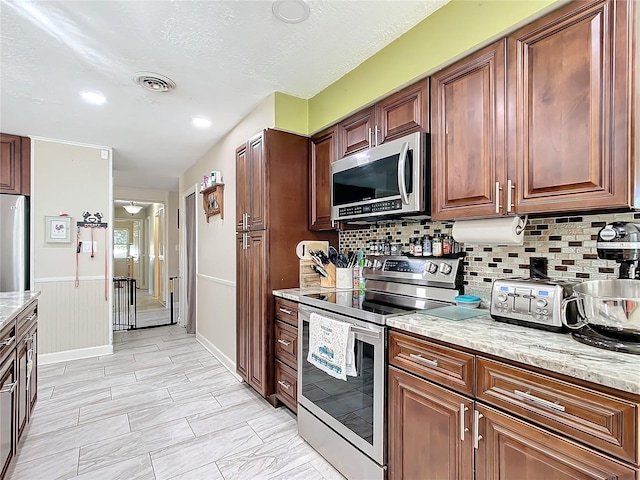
{"left": 113, "top": 199, "right": 170, "bottom": 329}
{"left": 182, "top": 189, "right": 197, "bottom": 334}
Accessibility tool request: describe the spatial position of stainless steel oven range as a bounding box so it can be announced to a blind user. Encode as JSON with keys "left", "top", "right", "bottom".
{"left": 297, "top": 254, "right": 464, "bottom": 480}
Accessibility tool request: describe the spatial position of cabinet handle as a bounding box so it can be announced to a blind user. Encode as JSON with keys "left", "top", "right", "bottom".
{"left": 374, "top": 126, "right": 379, "bottom": 146}
{"left": 460, "top": 404, "right": 469, "bottom": 441}
{"left": 0, "top": 382, "right": 17, "bottom": 394}
{"left": 0, "top": 336, "right": 15, "bottom": 347}
{"left": 26, "top": 313, "right": 37, "bottom": 322}
{"left": 278, "top": 307, "right": 293, "bottom": 315}
{"left": 514, "top": 389, "right": 566, "bottom": 412}
{"left": 507, "top": 179, "right": 514, "bottom": 213}
{"left": 278, "top": 380, "right": 291, "bottom": 390}
{"left": 23, "top": 335, "right": 33, "bottom": 344}
{"left": 495, "top": 182, "right": 502, "bottom": 214}
{"left": 277, "top": 339, "right": 291, "bottom": 346}
{"left": 368, "top": 127, "right": 373, "bottom": 148}
{"left": 409, "top": 353, "right": 438, "bottom": 368}
{"left": 473, "top": 410, "right": 483, "bottom": 449}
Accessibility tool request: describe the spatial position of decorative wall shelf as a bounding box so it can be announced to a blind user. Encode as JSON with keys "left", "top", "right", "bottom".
{"left": 201, "top": 184, "right": 224, "bottom": 222}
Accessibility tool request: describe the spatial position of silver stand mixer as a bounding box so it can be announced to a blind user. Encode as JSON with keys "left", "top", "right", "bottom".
{"left": 569, "top": 221, "right": 640, "bottom": 354}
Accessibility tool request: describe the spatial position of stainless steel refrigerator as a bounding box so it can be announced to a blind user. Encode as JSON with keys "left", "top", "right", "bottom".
{"left": 0, "top": 194, "right": 29, "bottom": 292}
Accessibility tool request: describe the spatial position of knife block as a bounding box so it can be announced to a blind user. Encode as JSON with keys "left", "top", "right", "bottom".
{"left": 299, "top": 260, "right": 321, "bottom": 289}
{"left": 320, "top": 263, "right": 336, "bottom": 288}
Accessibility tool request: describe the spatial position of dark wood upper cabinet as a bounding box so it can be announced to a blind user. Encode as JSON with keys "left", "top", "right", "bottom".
{"left": 377, "top": 80, "right": 429, "bottom": 145}
{"left": 509, "top": 0, "right": 633, "bottom": 214}
{"left": 431, "top": 39, "right": 507, "bottom": 220}
{"left": 337, "top": 79, "right": 429, "bottom": 158}
{"left": 0, "top": 134, "right": 30, "bottom": 196}
{"left": 237, "top": 133, "right": 267, "bottom": 232}
{"left": 309, "top": 126, "right": 337, "bottom": 231}
{"left": 337, "top": 107, "right": 374, "bottom": 158}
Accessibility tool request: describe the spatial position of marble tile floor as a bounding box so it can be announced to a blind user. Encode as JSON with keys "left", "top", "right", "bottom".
{"left": 8, "top": 325, "right": 344, "bottom": 480}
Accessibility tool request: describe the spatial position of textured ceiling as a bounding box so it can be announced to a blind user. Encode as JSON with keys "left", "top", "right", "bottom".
{"left": 1, "top": 0, "right": 449, "bottom": 191}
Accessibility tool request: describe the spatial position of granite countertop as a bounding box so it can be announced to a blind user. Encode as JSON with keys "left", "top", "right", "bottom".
{"left": 273, "top": 287, "right": 338, "bottom": 302}
{"left": 388, "top": 312, "right": 640, "bottom": 395}
{"left": 0, "top": 291, "right": 41, "bottom": 331}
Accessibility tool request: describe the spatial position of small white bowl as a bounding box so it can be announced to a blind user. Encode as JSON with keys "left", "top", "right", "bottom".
{"left": 455, "top": 295, "right": 481, "bottom": 309}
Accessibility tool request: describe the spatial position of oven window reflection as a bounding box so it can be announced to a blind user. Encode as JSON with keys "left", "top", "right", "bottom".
{"left": 301, "top": 321, "right": 375, "bottom": 445}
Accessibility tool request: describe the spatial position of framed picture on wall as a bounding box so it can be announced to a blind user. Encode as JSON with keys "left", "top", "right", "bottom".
{"left": 45, "top": 216, "right": 72, "bottom": 243}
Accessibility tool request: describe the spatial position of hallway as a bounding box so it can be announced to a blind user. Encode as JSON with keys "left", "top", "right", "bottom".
{"left": 9, "top": 325, "right": 343, "bottom": 480}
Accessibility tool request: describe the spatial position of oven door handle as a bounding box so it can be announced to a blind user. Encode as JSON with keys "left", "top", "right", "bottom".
{"left": 397, "top": 141, "right": 410, "bottom": 205}
{"left": 349, "top": 325, "right": 381, "bottom": 339}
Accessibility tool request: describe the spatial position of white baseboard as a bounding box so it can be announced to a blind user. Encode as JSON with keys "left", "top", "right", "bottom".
{"left": 196, "top": 333, "right": 243, "bottom": 382}
{"left": 38, "top": 344, "right": 113, "bottom": 365}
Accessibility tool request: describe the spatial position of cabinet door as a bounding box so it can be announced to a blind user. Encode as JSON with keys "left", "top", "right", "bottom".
{"left": 0, "top": 354, "right": 16, "bottom": 480}
{"left": 235, "top": 144, "right": 249, "bottom": 231}
{"left": 309, "top": 126, "right": 337, "bottom": 231}
{"left": 246, "top": 231, "right": 268, "bottom": 395}
{"left": 235, "top": 234, "right": 249, "bottom": 381}
{"left": 28, "top": 326, "right": 36, "bottom": 414}
{"left": 16, "top": 339, "right": 27, "bottom": 441}
{"left": 476, "top": 404, "right": 636, "bottom": 480}
{"left": 377, "top": 79, "right": 429, "bottom": 144}
{"left": 431, "top": 39, "right": 507, "bottom": 220}
{"left": 388, "top": 366, "right": 473, "bottom": 480}
{"left": 248, "top": 133, "right": 266, "bottom": 231}
{"left": 0, "top": 134, "right": 22, "bottom": 195}
{"left": 509, "top": 0, "right": 632, "bottom": 214}
{"left": 337, "top": 107, "right": 375, "bottom": 158}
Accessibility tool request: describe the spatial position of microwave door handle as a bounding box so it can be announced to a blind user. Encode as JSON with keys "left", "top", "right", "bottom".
{"left": 397, "top": 142, "right": 410, "bottom": 204}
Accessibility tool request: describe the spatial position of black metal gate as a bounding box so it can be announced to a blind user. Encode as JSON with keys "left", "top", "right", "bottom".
{"left": 113, "top": 276, "right": 136, "bottom": 330}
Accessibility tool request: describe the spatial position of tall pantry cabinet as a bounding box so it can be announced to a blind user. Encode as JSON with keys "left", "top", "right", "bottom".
{"left": 235, "top": 129, "right": 335, "bottom": 398}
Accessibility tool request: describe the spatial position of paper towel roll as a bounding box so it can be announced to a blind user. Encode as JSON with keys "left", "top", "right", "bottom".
{"left": 452, "top": 216, "right": 526, "bottom": 245}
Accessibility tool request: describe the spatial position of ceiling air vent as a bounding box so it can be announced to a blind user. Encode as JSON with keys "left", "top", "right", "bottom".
{"left": 133, "top": 72, "right": 176, "bottom": 92}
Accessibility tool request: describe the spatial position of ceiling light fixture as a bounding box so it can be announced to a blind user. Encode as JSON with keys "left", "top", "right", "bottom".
{"left": 191, "top": 116, "right": 212, "bottom": 128}
{"left": 123, "top": 202, "right": 143, "bottom": 215}
{"left": 80, "top": 90, "right": 107, "bottom": 105}
{"left": 272, "top": 0, "right": 310, "bottom": 24}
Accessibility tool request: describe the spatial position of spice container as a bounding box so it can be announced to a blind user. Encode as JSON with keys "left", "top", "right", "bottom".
{"left": 432, "top": 234, "right": 442, "bottom": 257}
{"left": 408, "top": 238, "right": 415, "bottom": 256}
{"left": 422, "top": 235, "right": 432, "bottom": 256}
{"left": 414, "top": 237, "right": 422, "bottom": 256}
{"left": 442, "top": 235, "right": 452, "bottom": 255}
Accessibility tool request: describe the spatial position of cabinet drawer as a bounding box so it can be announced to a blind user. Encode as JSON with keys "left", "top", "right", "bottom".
{"left": 274, "top": 298, "right": 298, "bottom": 327}
{"left": 0, "top": 322, "right": 16, "bottom": 364}
{"left": 275, "top": 320, "right": 298, "bottom": 369}
{"left": 477, "top": 357, "right": 639, "bottom": 465}
{"left": 389, "top": 330, "right": 475, "bottom": 396}
{"left": 275, "top": 360, "right": 297, "bottom": 413}
{"left": 17, "top": 303, "right": 37, "bottom": 341}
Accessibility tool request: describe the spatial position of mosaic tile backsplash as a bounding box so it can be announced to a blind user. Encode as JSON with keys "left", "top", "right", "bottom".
{"left": 339, "top": 211, "right": 640, "bottom": 298}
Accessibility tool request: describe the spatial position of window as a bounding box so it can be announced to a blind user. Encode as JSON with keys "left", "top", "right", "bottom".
{"left": 114, "top": 228, "right": 129, "bottom": 259}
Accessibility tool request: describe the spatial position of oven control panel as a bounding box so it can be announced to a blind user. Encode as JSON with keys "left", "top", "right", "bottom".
{"left": 490, "top": 278, "right": 576, "bottom": 331}
{"left": 363, "top": 255, "right": 463, "bottom": 289}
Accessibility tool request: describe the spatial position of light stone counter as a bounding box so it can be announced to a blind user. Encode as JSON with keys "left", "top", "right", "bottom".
{"left": 273, "top": 287, "right": 338, "bottom": 302}
{"left": 0, "top": 291, "right": 40, "bottom": 331}
{"left": 388, "top": 312, "right": 640, "bottom": 395}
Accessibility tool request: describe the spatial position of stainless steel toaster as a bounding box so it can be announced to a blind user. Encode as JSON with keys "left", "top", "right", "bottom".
{"left": 490, "top": 277, "right": 576, "bottom": 332}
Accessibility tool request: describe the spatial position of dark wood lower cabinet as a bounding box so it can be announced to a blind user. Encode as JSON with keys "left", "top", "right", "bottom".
{"left": 388, "top": 366, "right": 474, "bottom": 480}
{"left": 0, "top": 353, "right": 16, "bottom": 480}
{"left": 476, "top": 405, "right": 637, "bottom": 480}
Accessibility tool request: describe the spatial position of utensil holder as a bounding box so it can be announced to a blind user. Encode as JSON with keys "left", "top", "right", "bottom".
{"left": 320, "top": 263, "right": 336, "bottom": 288}
{"left": 336, "top": 267, "right": 353, "bottom": 289}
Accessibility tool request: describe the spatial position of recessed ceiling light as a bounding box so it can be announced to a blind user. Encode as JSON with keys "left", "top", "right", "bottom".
{"left": 191, "top": 116, "right": 212, "bottom": 128}
{"left": 272, "top": 0, "right": 310, "bottom": 24}
{"left": 80, "top": 90, "right": 107, "bottom": 105}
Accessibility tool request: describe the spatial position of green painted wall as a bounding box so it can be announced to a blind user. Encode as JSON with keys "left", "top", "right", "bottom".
{"left": 274, "top": 92, "right": 308, "bottom": 135}
{"left": 306, "top": 0, "right": 562, "bottom": 134}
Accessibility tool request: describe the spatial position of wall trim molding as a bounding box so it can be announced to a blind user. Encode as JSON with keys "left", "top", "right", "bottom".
{"left": 30, "top": 136, "right": 113, "bottom": 151}
{"left": 196, "top": 273, "right": 236, "bottom": 288}
{"left": 35, "top": 276, "right": 105, "bottom": 283}
{"left": 39, "top": 344, "right": 113, "bottom": 365}
{"left": 196, "top": 333, "right": 243, "bottom": 382}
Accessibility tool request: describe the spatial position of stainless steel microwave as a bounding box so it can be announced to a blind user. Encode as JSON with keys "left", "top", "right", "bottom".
{"left": 330, "top": 131, "right": 429, "bottom": 222}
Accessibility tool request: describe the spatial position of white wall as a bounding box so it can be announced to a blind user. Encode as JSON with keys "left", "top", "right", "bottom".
{"left": 32, "top": 138, "right": 113, "bottom": 358}
{"left": 179, "top": 94, "right": 275, "bottom": 365}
